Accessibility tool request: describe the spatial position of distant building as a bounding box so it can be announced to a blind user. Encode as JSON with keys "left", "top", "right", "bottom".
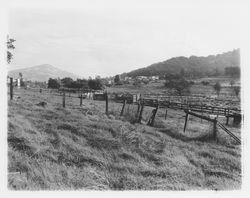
{"left": 136, "top": 76, "right": 148, "bottom": 80}
{"left": 108, "top": 80, "right": 113, "bottom": 85}
{"left": 125, "top": 76, "right": 132, "bottom": 81}
{"left": 151, "top": 76, "right": 159, "bottom": 81}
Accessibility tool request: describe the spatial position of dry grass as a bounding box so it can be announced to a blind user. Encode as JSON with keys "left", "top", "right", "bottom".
{"left": 8, "top": 88, "right": 241, "bottom": 190}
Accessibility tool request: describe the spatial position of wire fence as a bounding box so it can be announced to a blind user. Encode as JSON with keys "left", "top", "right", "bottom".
{"left": 8, "top": 85, "right": 242, "bottom": 144}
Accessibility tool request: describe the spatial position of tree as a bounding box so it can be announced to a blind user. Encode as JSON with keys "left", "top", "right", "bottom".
{"left": 233, "top": 86, "right": 240, "bottom": 99}
{"left": 214, "top": 67, "right": 220, "bottom": 76}
{"left": 213, "top": 82, "right": 221, "bottom": 96}
{"left": 114, "top": 75, "right": 121, "bottom": 85}
{"left": 61, "top": 77, "right": 73, "bottom": 88}
{"left": 7, "top": 36, "right": 16, "bottom": 63}
{"left": 76, "top": 78, "right": 88, "bottom": 89}
{"left": 165, "top": 74, "right": 192, "bottom": 95}
{"left": 230, "top": 80, "right": 235, "bottom": 87}
{"left": 133, "top": 79, "right": 142, "bottom": 88}
{"left": 88, "top": 79, "right": 103, "bottom": 90}
{"left": 225, "top": 67, "right": 240, "bottom": 77}
{"left": 48, "top": 78, "right": 60, "bottom": 89}
{"left": 180, "top": 68, "right": 185, "bottom": 76}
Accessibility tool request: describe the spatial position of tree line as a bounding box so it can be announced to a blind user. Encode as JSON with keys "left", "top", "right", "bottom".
{"left": 48, "top": 77, "right": 104, "bottom": 90}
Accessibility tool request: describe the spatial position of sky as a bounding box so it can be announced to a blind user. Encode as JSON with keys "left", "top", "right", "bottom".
{"left": 8, "top": 0, "right": 245, "bottom": 78}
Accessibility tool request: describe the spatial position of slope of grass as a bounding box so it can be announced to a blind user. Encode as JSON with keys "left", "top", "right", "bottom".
{"left": 8, "top": 89, "right": 241, "bottom": 190}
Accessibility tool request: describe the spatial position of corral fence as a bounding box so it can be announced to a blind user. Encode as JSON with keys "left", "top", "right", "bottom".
{"left": 8, "top": 84, "right": 242, "bottom": 144}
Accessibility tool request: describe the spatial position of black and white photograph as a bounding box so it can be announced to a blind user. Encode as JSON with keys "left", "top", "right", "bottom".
{"left": 1, "top": 0, "right": 249, "bottom": 193}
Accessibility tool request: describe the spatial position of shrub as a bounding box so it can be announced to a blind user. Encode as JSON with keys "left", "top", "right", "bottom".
{"left": 213, "top": 82, "right": 221, "bottom": 96}
{"left": 88, "top": 79, "right": 104, "bottom": 90}
{"left": 165, "top": 74, "right": 192, "bottom": 95}
{"left": 233, "top": 86, "right": 240, "bottom": 99}
{"left": 201, "top": 81, "right": 209, "bottom": 85}
{"left": 48, "top": 78, "right": 60, "bottom": 89}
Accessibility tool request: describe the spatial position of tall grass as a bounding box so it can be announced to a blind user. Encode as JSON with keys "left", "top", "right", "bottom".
{"left": 8, "top": 89, "right": 241, "bottom": 190}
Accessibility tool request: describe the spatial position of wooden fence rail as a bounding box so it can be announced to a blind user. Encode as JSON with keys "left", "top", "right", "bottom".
{"left": 9, "top": 87, "right": 242, "bottom": 125}
{"left": 141, "top": 98, "right": 241, "bottom": 117}
{"left": 217, "top": 122, "right": 241, "bottom": 144}
{"left": 10, "top": 87, "right": 242, "bottom": 145}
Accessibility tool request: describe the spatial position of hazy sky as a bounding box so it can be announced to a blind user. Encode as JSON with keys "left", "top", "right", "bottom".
{"left": 8, "top": 0, "right": 243, "bottom": 78}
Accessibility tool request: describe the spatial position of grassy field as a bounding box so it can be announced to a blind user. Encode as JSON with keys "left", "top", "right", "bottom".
{"left": 8, "top": 87, "right": 241, "bottom": 190}
{"left": 109, "top": 77, "right": 241, "bottom": 97}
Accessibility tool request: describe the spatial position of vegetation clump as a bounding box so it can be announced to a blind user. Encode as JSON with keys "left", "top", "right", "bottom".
{"left": 213, "top": 82, "right": 221, "bottom": 97}
{"left": 164, "top": 74, "right": 192, "bottom": 95}
{"left": 48, "top": 77, "right": 104, "bottom": 90}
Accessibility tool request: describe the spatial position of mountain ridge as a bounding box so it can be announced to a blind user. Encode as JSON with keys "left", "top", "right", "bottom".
{"left": 8, "top": 64, "right": 79, "bottom": 82}
{"left": 124, "top": 49, "right": 240, "bottom": 78}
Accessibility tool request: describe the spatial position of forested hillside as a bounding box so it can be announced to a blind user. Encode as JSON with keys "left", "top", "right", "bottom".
{"left": 126, "top": 49, "right": 240, "bottom": 78}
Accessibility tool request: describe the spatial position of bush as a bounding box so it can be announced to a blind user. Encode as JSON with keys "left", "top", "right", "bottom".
{"left": 88, "top": 79, "right": 104, "bottom": 90}
{"left": 165, "top": 74, "right": 192, "bottom": 95}
{"left": 233, "top": 86, "right": 240, "bottom": 98}
{"left": 225, "top": 67, "right": 240, "bottom": 77}
{"left": 48, "top": 78, "right": 60, "bottom": 89}
{"left": 213, "top": 82, "right": 221, "bottom": 96}
{"left": 133, "top": 80, "right": 141, "bottom": 87}
{"left": 114, "top": 75, "right": 121, "bottom": 85}
{"left": 201, "top": 81, "right": 210, "bottom": 86}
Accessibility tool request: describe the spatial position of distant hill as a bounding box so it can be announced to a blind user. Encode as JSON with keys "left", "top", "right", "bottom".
{"left": 8, "top": 64, "right": 79, "bottom": 82}
{"left": 125, "top": 49, "right": 240, "bottom": 78}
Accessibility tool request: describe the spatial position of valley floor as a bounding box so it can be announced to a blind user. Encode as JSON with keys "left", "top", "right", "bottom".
{"left": 8, "top": 88, "right": 241, "bottom": 190}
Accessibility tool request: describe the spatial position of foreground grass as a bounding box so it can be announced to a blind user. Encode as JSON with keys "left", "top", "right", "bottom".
{"left": 8, "top": 89, "right": 241, "bottom": 190}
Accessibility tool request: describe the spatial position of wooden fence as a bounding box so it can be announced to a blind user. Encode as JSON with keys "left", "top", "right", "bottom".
{"left": 8, "top": 86, "right": 242, "bottom": 144}
{"left": 217, "top": 121, "right": 241, "bottom": 144}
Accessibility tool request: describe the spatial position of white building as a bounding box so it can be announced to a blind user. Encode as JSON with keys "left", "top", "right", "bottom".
{"left": 136, "top": 76, "right": 148, "bottom": 80}
{"left": 151, "top": 76, "right": 159, "bottom": 81}
{"left": 125, "top": 76, "right": 132, "bottom": 81}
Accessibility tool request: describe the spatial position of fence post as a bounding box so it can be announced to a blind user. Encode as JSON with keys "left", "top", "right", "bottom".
{"left": 120, "top": 99, "right": 126, "bottom": 116}
{"left": 10, "top": 77, "right": 13, "bottom": 100}
{"left": 233, "top": 114, "right": 241, "bottom": 125}
{"left": 136, "top": 101, "right": 141, "bottom": 118}
{"left": 213, "top": 118, "right": 217, "bottom": 140}
{"left": 183, "top": 110, "right": 189, "bottom": 133}
{"left": 80, "top": 94, "right": 83, "bottom": 106}
{"left": 226, "top": 116, "right": 229, "bottom": 125}
{"left": 148, "top": 104, "right": 159, "bottom": 126}
{"left": 138, "top": 101, "right": 144, "bottom": 123}
{"left": 105, "top": 90, "right": 108, "bottom": 115}
{"left": 165, "top": 109, "right": 168, "bottom": 120}
{"left": 62, "top": 91, "right": 65, "bottom": 108}
{"left": 151, "top": 102, "right": 159, "bottom": 126}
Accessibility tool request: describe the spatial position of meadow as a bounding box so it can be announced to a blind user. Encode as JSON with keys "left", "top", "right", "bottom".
{"left": 8, "top": 82, "right": 241, "bottom": 190}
